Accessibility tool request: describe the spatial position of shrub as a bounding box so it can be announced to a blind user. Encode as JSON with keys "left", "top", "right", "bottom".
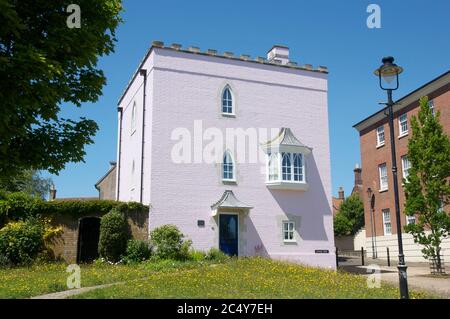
{"left": 188, "top": 249, "right": 206, "bottom": 261}
{"left": 0, "top": 217, "right": 45, "bottom": 265}
{"left": 123, "top": 239, "right": 152, "bottom": 263}
{"left": 205, "top": 248, "right": 228, "bottom": 261}
{"left": 0, "top": 192, "right": 148, "bottom": 225}
{"left": 98, "top": 209, "right": 129, "bottom": 262}
{"left": 150, "top": 224, "right": 192, "bottom": 260}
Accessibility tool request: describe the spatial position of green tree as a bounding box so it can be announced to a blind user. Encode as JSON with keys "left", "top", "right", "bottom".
{"left": 334, "top": 194, "right": 364, "bottom": 236}
{"left": 0, "top": 170, "right": 52, "bottom": 199}
{"left": 404, "top": 96, "right": 450, "bottom": 273}
{"left": 0, "top": 0, "right": 122, "bottom": 179}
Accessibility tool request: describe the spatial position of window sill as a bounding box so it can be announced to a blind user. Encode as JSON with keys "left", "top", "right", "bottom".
{"left": 379, "top": 188, "right": 388, "bottom": 193}
{"left": 283, "top": 240, "right": 297, "bottom": 245}
{"left": 221, "top": 113, "right": 236, "bottom": 118}
{"left": 398, "top": 132, "right": 408, "bottom": 139}
{"left": 376, "top": 143, "right": 385, "bottom": 149}
{"left": 222, "top": 179, "right": 237, "bottom": 185}
{"left": 266, "top": 181, "right": 308, "bottom": 191}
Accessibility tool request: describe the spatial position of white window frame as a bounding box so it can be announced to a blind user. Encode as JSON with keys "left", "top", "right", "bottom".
{"left": 379, "top": 163, "right": 388, "bottom": 191}
{"left": 406, "top": 215, "right": 415, "bottom": 225}
{"left": 281, "top": 153, "right": 292, "bottom": 181}
{"left": 398, "top": 113, "right": 408, "bottom": 137}
{"left": 282, "top": 221, "right": 296, "bottom": 242}
{"left": 222, "top": 151, "right": 236, "bottom": 182}
{"left": 382, "top": 209, "right": 392, "bottom": 235}
{"left": 131, "top": 101, "right": 137, "bottom": 135}
{"left": 401, "top": 155, "right": 410, "bottom": 180}
{"left": 376, "top": 125, "right": 385, "bottom": 147}
{"left": 267, "top": 152, "right": 305, "bottom": 183}
{"left": 428, "top": 100, "right": 435, "bottom": 116}
{"left": 221, "top": 86, "right": 234, "bottom": 116}
{"left": 131, "top": 159, "right": 136, "bottom": 191}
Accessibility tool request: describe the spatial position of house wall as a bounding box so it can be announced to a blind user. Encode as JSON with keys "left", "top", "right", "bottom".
{"left": 359, "top": 80, "right": 449, "bottom": 262}
{"left": 46, "top": 212, "right": 148, "bottom": 264}
{"left": 97, "top": 166, "right": 117, "bottom": 200}
{"left": 133, "top": 48, "right": 335, "bottom": 269}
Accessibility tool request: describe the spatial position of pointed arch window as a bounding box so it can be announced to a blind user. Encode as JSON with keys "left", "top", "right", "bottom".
{"left": 131, "top": 101, "right": 137, "bottom": 134}
{"left": 222, "top": 86, "right": 234, "bottom": 115}
{"left": 222, "top": 151, "right": 235, "bottom": 181}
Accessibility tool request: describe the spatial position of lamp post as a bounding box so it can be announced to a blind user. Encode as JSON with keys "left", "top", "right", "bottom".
{"left": 374, "top": 56, "right": 409, "bottom": 299}
{"left": 366, "top": 187, "right": 377, "bottom": 259}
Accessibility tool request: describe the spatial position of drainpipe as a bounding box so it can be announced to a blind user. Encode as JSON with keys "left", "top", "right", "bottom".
{"left": 139, "top": 69, "right": 147, "bottom": 204}
{"left": 116, "top": 106, "right": 123, "bottom": 201}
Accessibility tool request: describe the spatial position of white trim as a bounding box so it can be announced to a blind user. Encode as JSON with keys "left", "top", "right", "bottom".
{"left": 222, "top": 150, "right": 236, "bottom": 183}
{"left": 382, "top": 209, "right": 392, "bottom": 235}
{"left": 282, "top": 220, "right": 296, "bottom": 243}
{"left": 376, "top": 125, "right": 385, "bottom": 148}
{"left": 221, "top": 85, "right": 235, "bottom": 116}
{"left": 130, "top": 101, "right": 137, "bottom": 135}
{"left": 379, "top": 163, "right": 388, "bottom": 191}
{"left": 398, "top": 113, "right": 408, "bottom": 137}
{"left": 218, "top": 212, "right": 239, "bottom": 256}
{"left": 401, "top": 155, "right": 410, "bottom": 180}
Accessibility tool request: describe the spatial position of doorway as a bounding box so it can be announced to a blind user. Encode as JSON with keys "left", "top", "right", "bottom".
{"left": 77, "top": 217, "right": 101, "bottom": 263}
{"left": 219, "top": 214, "right": 238, "bottom": 256}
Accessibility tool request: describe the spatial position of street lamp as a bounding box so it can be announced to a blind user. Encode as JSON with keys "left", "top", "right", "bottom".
{"left": 374, "top": 56, "right": 409, "bottom": 299}
{"left": 366, "top": 187, "right": 377, "bottom": 259}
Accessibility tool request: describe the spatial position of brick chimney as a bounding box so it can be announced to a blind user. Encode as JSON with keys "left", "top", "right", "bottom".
{"left": 49, "top": 185, "right": 56, "bottom": 201}
{"left": 338, "top": 187, "right": 345, "bottom": 200}
{"left": 267, "top": 45, "right": 289, "bottom": 65}
{"left": 354, "top": 163, "right": 362, "bottom": 187}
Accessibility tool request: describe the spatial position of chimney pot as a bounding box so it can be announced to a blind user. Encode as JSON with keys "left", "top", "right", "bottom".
{"left": 354, "top": 164, "right": 362, "bottom": 186}
{"left": 152, "top": 40, "right": 164, "bottom": 48}
{"left": 338, "top": 187, "right": 345, "bottom": 200}
{"left": 49, "top": 185, "right": 56, "bottom": 201}
{"left": 170, "top": 43, "right": 182, "bottom": 50}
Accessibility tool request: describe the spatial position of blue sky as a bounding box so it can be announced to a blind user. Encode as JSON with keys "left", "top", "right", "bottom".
{"left": 44, "top": 0, "right": 450, "bottom": 198}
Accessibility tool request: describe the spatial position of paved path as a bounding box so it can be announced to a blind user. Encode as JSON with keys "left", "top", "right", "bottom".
{"left": 30, "top": 282, "right": 121, "bottom": 299}
{"left": 340, "top": 257, "right": 450, "bottom": 298}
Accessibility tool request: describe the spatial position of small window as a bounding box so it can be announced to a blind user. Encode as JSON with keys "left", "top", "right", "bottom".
{"left": 406, "top": 215, "right": 415, "bottom": 225}
{"left": 379, "top": 163, "right": 388, "bottom": 191}
{"left": 399, "top": 114, "right": 408, "bottom": 136}
{"left": 293, "top": 153, "right": 304, "bottom": 182}
{"left": 131, "top": 159, "right": 136, "bottom": 189}
{"left": 376, "top": 126, "right": 385, "bottom": 147}
{"left": 222, "top": 86, "right": 233, "bottom": 115}
{"left": 268, "top": 153, "right": 279, "bottom": 181}
{"left": 382, "top": 209, "right": 392, "bottom": 235}
{"left": 428, "top": 100, "right": 435, "bottom": 116}
{"left": 283, "top": 221, "right": 295, "bottom": 242}
{"left": 282, "top": 153, "right": 292, "bottom": 181}
{"left": 401, "top": 156, "right": 410, "bottom": 180}
{"left": 222, "top": 151, "right": 234, "bottom": 181}
{"left": 131, "top": 101, "right": 137, "bottom": 134}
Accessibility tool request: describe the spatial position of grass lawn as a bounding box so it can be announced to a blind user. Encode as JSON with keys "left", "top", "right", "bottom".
{"left": 0, "top": 259, "right": 207, "bottom": 299}
{"left": 75, "top": 258, "right": 431, "bottom": 299}
{"left": 0, "top": 257, "right": 432, "bottom": 299}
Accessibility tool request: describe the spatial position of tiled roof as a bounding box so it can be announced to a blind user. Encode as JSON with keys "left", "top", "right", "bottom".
{"left": 211, "top": 190, "right": 253, "bottom": 210}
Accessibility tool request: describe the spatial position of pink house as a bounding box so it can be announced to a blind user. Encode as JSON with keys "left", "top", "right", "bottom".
{"left": 115, "top": 41, "right": 335, "bottom": 269}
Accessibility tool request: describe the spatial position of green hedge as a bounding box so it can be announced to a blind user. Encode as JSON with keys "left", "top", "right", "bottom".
{"left": 0, "top": 192, "right": 148, "bottom": 227}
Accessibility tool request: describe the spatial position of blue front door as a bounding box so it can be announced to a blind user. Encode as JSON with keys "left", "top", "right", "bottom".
{"left": 219, "top": 214, "right": 238, "bottom": 256}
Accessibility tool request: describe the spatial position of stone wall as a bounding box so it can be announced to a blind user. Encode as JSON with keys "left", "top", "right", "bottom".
{"left": 46, "top": 211, "right": 148, "bottom": 264}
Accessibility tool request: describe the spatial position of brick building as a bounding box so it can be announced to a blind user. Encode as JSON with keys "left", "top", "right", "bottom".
{"left": 353, "top": 70, "right": 450, "bottom": 262}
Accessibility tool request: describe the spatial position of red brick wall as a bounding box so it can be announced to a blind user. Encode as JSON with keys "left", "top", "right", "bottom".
{"left": 360, "top": 86, "right": 449, "bottom": 237}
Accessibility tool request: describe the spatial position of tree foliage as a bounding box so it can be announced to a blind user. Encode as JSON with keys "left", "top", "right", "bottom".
{"left": 0, "top": 0, "right": 122, "bottom": 178}
{"left": 334, "top": 194, "right": 364, "bottom": 236}
{"left": 0, "top": 170, "right": 52, "bottom": 199}
{"left": 404, "top": 96, "right": 450, "bottom": 269}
